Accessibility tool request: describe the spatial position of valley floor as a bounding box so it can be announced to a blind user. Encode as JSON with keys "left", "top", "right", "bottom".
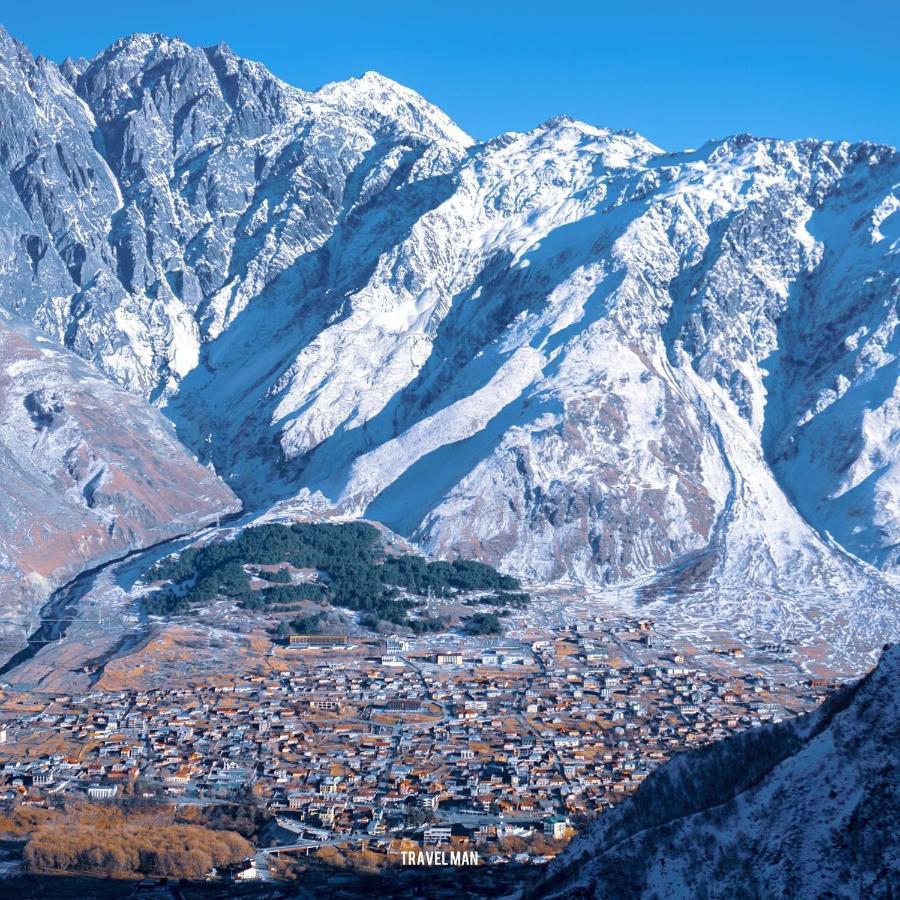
{"left": 0, "top": 571, "right": 838, "bottom": 884}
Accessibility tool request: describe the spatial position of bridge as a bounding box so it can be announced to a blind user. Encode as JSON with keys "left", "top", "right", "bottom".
{"left": 258, "top": 840, "right": 324, "bottom": 856}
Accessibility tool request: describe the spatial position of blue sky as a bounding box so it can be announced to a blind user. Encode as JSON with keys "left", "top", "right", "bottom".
{"left": 4, "top": 0, "right": 898, "bottom": 150}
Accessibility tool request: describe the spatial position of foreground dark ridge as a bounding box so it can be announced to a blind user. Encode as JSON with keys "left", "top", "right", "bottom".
{"left": 538, "top": 644, "right": 900, "bottom": 899}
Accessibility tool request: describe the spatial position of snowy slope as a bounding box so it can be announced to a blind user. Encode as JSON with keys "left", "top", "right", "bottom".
{"left": 0, "top": 308, "right": 239, "bottom": 665}
{"left": 540, "top": 644, "right": 900, "bottom": 899}
{"left": 0, "top": 26, "right": 899, "bottom": 665}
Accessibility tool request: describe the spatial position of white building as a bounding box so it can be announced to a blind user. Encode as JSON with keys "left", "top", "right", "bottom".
{"left": 386, "top": 635, "right": 411, "bottom": 654}
{"left": 543, "top": 815, "right": 568, "bottom": 839}
{"left": 87, "top": 784, "right": 118, "bottom": 800}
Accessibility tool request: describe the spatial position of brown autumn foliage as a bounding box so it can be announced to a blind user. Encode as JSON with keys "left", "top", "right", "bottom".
{"left": 498, "top": 835, "right": 528, "bottom": 854}
{"left": 315, "top": 845, "right": 347, "bottom": 869}
{"left": 491, "top": 833, "right": 567, "bottom": 857}
{"left": 0, "top": 806, "right": 60, "bottom": 839}
{"left": 22, "top": 802, "right": 253, "bottom": 879}
{"left": 176, "top": 794, "right": 266, "bottom": 839}
{"left": 528, "top": 834, "right": 567, "bottom": 856}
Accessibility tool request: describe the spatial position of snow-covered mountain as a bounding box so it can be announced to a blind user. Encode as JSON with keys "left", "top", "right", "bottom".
{"left": 539, "top": 643, "right": 900, "bottom": 899}
{"left": 1, "top": 25, "right": 899, "bottom": 665}
{"left": 0, "top": 308, "right": 238, "bottom": 664}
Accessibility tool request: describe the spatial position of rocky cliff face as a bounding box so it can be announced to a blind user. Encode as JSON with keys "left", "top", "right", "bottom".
{"left": 540, "top": 644, "right": 900, "bottom": 899}
{"left": 0, "top": 309, "right": 238, "bottom": 663}
{"left": 0, "top": 26, "right": 898, "bottom": 665}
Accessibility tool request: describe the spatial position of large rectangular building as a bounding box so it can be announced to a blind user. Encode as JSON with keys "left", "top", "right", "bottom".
{"left": 387, "top": 698, "right": 421, "bottom": 712}
{"left": 309, "top": 699, "right": 341, "bottom": 711}
{"left": 289, "top": 634, "right": 348, "bottom": 648}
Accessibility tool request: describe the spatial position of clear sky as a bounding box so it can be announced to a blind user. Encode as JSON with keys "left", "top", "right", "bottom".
{"left": 3, "top": 0, "right": 898, "bottom": 150}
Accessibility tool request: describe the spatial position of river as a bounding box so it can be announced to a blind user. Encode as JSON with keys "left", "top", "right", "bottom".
{"left": 0, "top": 510, "right": 245, "bottom": 680}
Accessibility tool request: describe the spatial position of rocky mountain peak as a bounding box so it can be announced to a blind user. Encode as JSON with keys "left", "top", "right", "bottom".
{"left": 313, "top": 69, "right": 473, "bottom": 147}
{"left": 0, "top": 27, "right": 898, "bottom": 671}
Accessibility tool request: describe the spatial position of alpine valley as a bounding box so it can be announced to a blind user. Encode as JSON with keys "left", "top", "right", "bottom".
{"left": 1, "top": 25, "right": 899, "bottom": 673}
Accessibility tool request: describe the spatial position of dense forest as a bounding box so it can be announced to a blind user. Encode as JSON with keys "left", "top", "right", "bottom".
{"left": 465, "top": 590, "right": 531, "bottom": 609}
{"left": 143, "top": 522, "right": 526, "bottom": 632}
{"left": 464, "top": 612, "right": 504, "bottom": 635}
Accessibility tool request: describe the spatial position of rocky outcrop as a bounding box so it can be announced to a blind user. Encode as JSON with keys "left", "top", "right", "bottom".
{"left": 0, "top": 309, "right": 239, "bottom": 664}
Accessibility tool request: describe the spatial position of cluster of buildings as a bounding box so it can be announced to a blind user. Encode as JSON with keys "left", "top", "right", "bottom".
{"left": 0, "top": 617, "right": 831, "bottom": 867}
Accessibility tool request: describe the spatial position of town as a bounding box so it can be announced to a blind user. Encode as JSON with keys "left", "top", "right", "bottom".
{"left": 0, "top": 609, "right": 834, "bottom": 884}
